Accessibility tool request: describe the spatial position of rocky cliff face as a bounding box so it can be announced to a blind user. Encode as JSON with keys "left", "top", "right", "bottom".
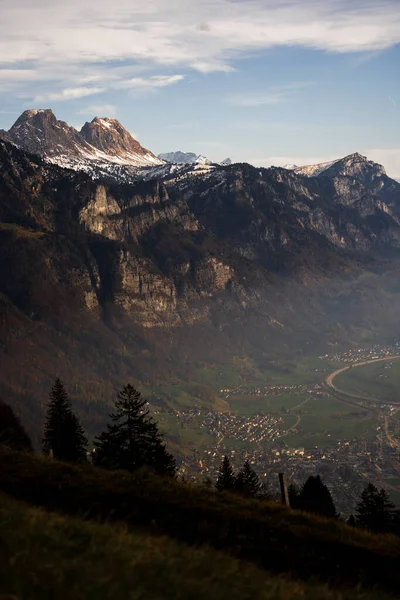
{"left": 1, "top": 139, "right": 400, "bottom": 443}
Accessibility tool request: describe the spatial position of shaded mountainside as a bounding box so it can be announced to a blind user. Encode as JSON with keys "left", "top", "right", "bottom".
{"left": 1, "top": 139, "right": 400, "bottom": 444}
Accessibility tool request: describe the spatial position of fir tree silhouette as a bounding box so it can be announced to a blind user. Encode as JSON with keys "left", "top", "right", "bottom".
{"left": 299, "top": 475, "right": 337, "bottom": 518}
{"left": 288, "top": 483, "right": 301, "bottom": 509}
{"left": 42, "top": 378, "right": 87, "bottom": 463}
{"left": 356, "top": 483, "right": 395, "bottom": 532}
{"left": 216, "top": 455, "right": 235, "bottom": 491}
{"left": 93, "top": 384, "right": 175, "bottom": 476}
{"left": 0, "top": 398, "right": 32, "bottom": 452}
{"left": 235, "top": 459, "right": 261, "bottom": 497}
{"left": 347, "top": 514, "right": 356, "bottom": 527}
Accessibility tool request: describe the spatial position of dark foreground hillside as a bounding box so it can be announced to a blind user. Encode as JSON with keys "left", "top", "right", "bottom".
{"left": 0, "top": 492, "right": 395, "bottom": 600}
{"left": 1, "top": 447, "right": 400, "bottom": 599}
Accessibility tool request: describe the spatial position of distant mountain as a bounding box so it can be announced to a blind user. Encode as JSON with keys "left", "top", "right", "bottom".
{"left": 0, "top": 109, "right": 163, "bottom": 177}
{"left": 158, "top": 151, "right": 232, "bottom": 166}
{"left": 285, "top": 153, "right": 387, "bottom": 180}
{"left": 158, "top": 151, "right": 198, "bottom": 164}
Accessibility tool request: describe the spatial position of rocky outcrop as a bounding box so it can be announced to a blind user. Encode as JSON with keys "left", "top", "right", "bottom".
{"left": 80, "top": 117, "right": 160, "bottom": 164}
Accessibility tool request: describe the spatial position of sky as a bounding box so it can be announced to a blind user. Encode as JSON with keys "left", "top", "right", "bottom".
{"left": 0, "top": 0, "right": 399, "bottom": 178}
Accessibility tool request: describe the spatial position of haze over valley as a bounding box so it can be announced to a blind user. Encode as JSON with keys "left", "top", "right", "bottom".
{"left": 1, "top": 106, "right": 400, "bottom": 514}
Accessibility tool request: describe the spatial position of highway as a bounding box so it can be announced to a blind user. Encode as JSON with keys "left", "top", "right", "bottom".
{"left": 325, "top": 355, "right": 400, "bottom": 449}
{"left": 325, "top": 355, "right": 400, "bottom": 403}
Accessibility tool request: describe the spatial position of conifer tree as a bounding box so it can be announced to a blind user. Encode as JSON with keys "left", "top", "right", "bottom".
{"left": 42, "top": 378, "right": 88, "bottom": 463}
{"left": 93, "top": 384, "right": 175, "bottom": 477}
{"left": 216, "top": 455, "right": 236, "bottom": 491}
{"left": 235, "top": 459, "right": 261, "bottom": 497}
{"left": 288, "top": 483, "right": 301, "bottom": 509}
{"left": 347, "top": 514, "right": 356, "bottom": 527}
{"left": 0, "top": 398, "right": 32, "bottom": 452}
{"left": 356, "top": 483, "right": 395, "bottom": 533}
{"left": 299, "top": 475, "right": 337, "bottom": 518}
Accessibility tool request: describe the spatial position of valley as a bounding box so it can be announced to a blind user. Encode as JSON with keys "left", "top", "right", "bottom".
{"left": 2, "top": 110, "right": 400, "bottom": 516}
{"left": 147, "top": 345, "right": 400, "bottom": 514}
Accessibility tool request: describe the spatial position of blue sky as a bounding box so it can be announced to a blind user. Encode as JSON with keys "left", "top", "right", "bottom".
{"left": 0, "top": 0, "right": 399, "bottom": 177}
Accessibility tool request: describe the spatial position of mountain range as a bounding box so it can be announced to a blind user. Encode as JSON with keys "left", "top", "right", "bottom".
{"left": 1, "top": 109, "right": 400, "bottom": 445}
{"left": 158, "top": 151, "right": 232, "bottom": 166}
{"left": 0, "top": 110, "right": 231, "bottom": 184}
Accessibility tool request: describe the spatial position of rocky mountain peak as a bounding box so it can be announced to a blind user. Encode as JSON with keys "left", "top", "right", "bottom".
{"left": 14, "top": 108, "right": 56, "bottom": 125}
{"left": 80, "top": 116, "right": 158, "bottom": 163}
{"left": 292, "top": 152, "right": 386, "bottom": 180}
{"left": 0, "top": 109, "right": 163, "bottom": 171}
{"left": 322, "top": 152, "right": 387, "bottom": 181}
{"left": 3, "top": 108, "right": 88, "bottom": 159}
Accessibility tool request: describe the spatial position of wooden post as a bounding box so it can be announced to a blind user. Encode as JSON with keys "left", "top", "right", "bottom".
{"left": 49, "top": 448, "right": 54, "bottom": 459}
{"left": 279, "top": 472, "right": 289, "bottom": 506}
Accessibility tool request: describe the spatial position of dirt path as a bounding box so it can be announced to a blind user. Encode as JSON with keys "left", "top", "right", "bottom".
{"left": 281, "top": 414, "right": 301, "bottom": 437}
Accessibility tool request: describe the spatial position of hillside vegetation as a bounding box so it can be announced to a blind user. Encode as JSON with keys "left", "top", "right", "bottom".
{"left": 1, "top": 492, "right": 396, "bottom": 600}
{"left": 1, "top": 447, "right": 400, "bottom": 599}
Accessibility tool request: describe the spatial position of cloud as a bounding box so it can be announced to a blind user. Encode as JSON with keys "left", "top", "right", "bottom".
{"left": 115, "top": 75, "right": 184, "bottom": 91}
{"left": 229, "top": 82, "right": 314, "bottom": 106}
{"left": 33, "top": 86, "right": 105, "bottom": 102}
{"left": 78, "top": 103, "right": 117, "bottom": 116}
{"left": 0, "top": 0, "right": 399, "bottom": 100}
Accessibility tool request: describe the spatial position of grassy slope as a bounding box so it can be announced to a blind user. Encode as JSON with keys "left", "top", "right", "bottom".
{"left": 1, "top": 492, "right": 396, "bottom": 600}
{"left": 1, "top": 447, "right": 400, "bottom": 597}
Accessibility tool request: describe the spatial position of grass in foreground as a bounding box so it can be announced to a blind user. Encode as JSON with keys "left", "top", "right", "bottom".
{"left": 1, "top": 447, "right": 400, "bottom": 595}
{"left": 0, "top": 492, "right": 397, "bottom": 600}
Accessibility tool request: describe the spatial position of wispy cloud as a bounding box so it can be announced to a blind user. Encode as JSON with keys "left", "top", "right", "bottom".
{"left": 0, "top": 0, "right": 399, "bottom": 101}
{"left": 26, "top": 74, "right": 183, "bottom": 103}
{"left": 115, "top": 75, "right": 184, "bottom": 91}
{"left": 33, "top": 86, "right": 105, "bottom": 102}
{"left": 389, "top": 96, "right": 397, "bottom": 107}
{"left": 229, "top": 82, "right": 314, "bottom": 107}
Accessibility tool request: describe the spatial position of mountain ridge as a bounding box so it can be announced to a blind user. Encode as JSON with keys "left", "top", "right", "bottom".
{"left": 0, "top": 109, "right": 163, "bottom": 173}
{"left": 1, "top": 116, "right": 400, "bottom": 444}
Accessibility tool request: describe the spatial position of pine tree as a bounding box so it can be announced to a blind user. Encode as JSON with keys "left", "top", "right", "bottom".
{"left": 216, "top": 455, "right": 235, "bottom": 491}
{"left": 0, "top": 398, "right": 32, "bottom": 452}
{"left": 235, "top": 459, "right": 261, "bottom": 497}
{"left": 288, "top": 483, "right": 301, "bottom": 509}
{"left": 299, "top": 475, "right": 337, "bottom": 518}
{"left": 356, "top": 483, "right": 395, "bottom": 533}
{"left": 347, "top": 514, "right": 356, "bottom": 527}
{"left": 93, "top": 384, "right": 175, "bottom": 477}
{"left": 42, "top": 378, "right": 88, "bottom": 463}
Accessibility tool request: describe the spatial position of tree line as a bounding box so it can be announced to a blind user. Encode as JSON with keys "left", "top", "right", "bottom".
{"left": 2, "top": 378, "right": 176, "bottom": 476}
{"left": 0, "top": 378, "right": 399, "bottom": 534}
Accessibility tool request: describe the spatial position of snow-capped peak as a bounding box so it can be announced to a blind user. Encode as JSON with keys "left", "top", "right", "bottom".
{"left": 195, "top": 154, "right": 212, "bottom": 165}
{"left": 0, "top": 109, "right": 164, "bottom": 175}
{"left": 158, "top": 151, "right": 232, "bottom": 167}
